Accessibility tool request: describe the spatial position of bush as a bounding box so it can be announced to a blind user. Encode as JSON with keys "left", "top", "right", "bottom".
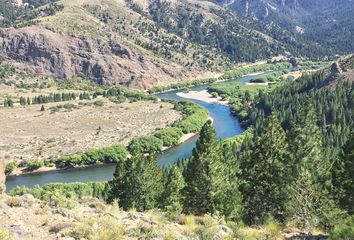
{"left": 153, "top": 127, "right": 183, "bottom": 146}
{"left": 81, "top": 144, "right": 128, "bottom": 165}
{"left": 329, "top": 216, "right": 354, "bottom": 240}
{"left": 5, "top": 161, "right": 16, "bottom": 175}
{"left": 128, "top": 135, "right": 164, "bottom": 153}
{"left": 173, "top": 101, "right": 209, "bottom": 134}
{"left": 25, "top": 159, "right": 44, "bottom": 171}
{"left": 67, "top": 216, "right": 125, "bottom": 240}
{"left": 57, "top": 155, "right": 82, "bottom": 168}
{"left": 9, "top": 182, "right": 109, "bottom": 201}
{"left": 6, "top": 196, "right": 21, "bottom": 207}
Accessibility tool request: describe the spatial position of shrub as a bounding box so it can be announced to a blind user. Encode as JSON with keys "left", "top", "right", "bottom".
{"left": 25, "top": 159, "right": 44, "bottom": 171}
{"left": 329, "top": 216, "right": 354, "bottom": 240}
{"left": 154, "top": 127, "right": 183, "bottom": 146}
{"left": 173, "top": 101, "right": 209, "bottom": 134}
{"left": 55, "top": 145, "right": 128, "bottom": 167}
{"left": 93, "top": 100, "right": 104, "bottom": 107}
{"left": 6, "top": 196, "right": 21, "bottom": 207}
{"left": 57, "top": 155, "right": 82, "bottom": 168}
{"left": 5, "top": 161, "right": 16, "bottom": 175}
{"left": 68, "top": 216, "right": 125, "bottom": 240}
{"left": 9, "top": 182, "right": 109, "bottom": 201}
{"left": 81, "top": 144, "right": 128, "bottom": 165}
{"left": 128, "top": 135, "right": 164, "bottom": 153}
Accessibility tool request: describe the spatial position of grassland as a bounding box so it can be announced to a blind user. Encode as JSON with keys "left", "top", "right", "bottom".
{"left": 0, "top": 95, "right": 179, "bottom": 163}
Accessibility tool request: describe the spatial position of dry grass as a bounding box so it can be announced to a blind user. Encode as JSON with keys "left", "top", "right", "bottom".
{"left": 0, "top": 98, "right": 180, "bottom": 163}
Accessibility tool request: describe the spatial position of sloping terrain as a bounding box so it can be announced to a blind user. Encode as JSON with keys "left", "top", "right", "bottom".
{"left": 224, "top": 0, "right": 354, "bottom": 54}
{"left": 0, "top": 0, "right": 327, "bottom": 88}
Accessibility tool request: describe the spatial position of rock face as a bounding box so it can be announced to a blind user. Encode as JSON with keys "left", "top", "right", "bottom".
{"left": 0, "top": 26, "right": 196, "bottom": 88}
{"left": 0, "top": 152, "right": 5, "bottom": 193}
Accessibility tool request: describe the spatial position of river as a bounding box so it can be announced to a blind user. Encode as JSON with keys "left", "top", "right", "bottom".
{"left": 5, "top": 71, "right": 275, "bottom": 191}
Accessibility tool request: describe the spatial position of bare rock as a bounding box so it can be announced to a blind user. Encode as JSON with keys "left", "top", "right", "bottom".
{"left": 0, "top": 26, "right": 200, "bottom": 89}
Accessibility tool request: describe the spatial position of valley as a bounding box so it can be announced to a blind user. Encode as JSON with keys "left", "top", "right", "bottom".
{"left": 0, "top": 0, "right": 354, "bottom": 239}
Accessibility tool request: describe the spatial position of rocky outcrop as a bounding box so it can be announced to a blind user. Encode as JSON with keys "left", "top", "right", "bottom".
{"left": 0, "top": 26, "right": 198, "bottom": 88}
{"left": 0, "top": 152, "right": 5, "bottom": 193}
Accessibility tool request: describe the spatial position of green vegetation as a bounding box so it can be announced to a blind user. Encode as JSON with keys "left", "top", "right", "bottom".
{"left": 148, "top": 78, "right": 217, "bottom": 94}
{"left": 56, "top": 144, "right": 128, "bottom": 168}
{"left": 128, "top": 136, "right": 164, "bottom": 154}
{"left": 153, "top": 127, "right": 183, "bottom": 147}
{"left": 209, "top": 82, "right": 268, "bottom": 98}
{"left": 25, "top": 159, "right": 44, "bottom": 171}
{"left": 108, "top": 152, "right": 162, "bottom": 211}
{"left": 5, "top": 161, "right": 16, "bottom": 175}
{"left": 329, "top": 216, "right": 354, "bottom": 240}
{"left": 0, "top": 0, "right": 64, "bottom": 28}
{"left": 221, "top": 62, "right": 292, "bottom": 80}
{"left": 172, "top": 101, "right": 209, "bottom": 134}
{"left": 9, "top": 182, "right": 109, "bottom": 201}
{"left": 183, "top": 120, "right": 243, "bottom": 220}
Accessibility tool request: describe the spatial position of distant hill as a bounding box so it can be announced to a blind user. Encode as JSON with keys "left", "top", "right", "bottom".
{"left": 0, "top": 0, "right": 329, "bottom": 88}
{"left": 224, "top": 0, "right": 354, "bottom": 55}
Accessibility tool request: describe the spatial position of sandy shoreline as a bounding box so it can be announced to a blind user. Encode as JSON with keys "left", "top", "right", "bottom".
{"left": 176, "top": 90, "right": 228, "bottom": 105}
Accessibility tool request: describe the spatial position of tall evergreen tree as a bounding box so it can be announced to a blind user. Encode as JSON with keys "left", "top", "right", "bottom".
{"left": 162, "top": 165, "right": 185, "bottom": 208}
{"left": 183, "top": 120, "right": 242, "bottom": 219}
{"left": 332, "top": 132, "right": 354, "bottom": 214}
{"left": 108, "top": 152, "right": 163, "bottom": 211}
{"left": 214, "top": 143, "right": 243, "bottom": 221}
{"left": 183, "top": 120, "right": 219, "bottom": 215}
{"left": 240, "top": 112, "right": 290, "bottom": 224}
{"left": 286, "top": 101, "right": 338, "bottom": 229}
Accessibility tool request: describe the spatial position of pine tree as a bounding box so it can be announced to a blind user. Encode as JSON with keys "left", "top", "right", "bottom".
{"left": 286, "top": 101, "right": 338, "bottom": 229}
{"left": 27, "top": 97, "right": 31, "bottom": 105}
{"left": 214, "top": 143, "right": 243, "bottom": 221}
{"left": 332, "top": 132, "right": 354, "bottom": 214}
{"left": 240, "top": 112, "right": 290, "bottom": 224}
{"left": 183, "top": 120, "right": 219, "bottom": 215}
{"left": 162, "top": 165, "right": 185, "bottom": 208}
{"left": 108, "top": 152, "right": 162, "bottom": 211}
{"left": 40, "top": 105, "right": 45, "bottom": 111}
{"left": 182, "top": 120, "right": 242, "bottom": 219}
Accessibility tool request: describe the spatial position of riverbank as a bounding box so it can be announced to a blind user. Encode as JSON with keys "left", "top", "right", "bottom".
{"left": 8, "top": 131, "right": 201, "bottom": 177}
{"left": 176, "top": 90, "right": 228, "bottom": 105}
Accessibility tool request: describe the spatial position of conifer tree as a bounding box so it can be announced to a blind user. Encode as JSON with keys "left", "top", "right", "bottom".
{"left": 183, "top": 120, "right": 219, "bottom": 215}
{"left": 183, "top": 120, "right": 242, "bottom": 219}
{"left": 108, "top": 151, "right": 163, "bottom": 211}
{"left": 332, "top": 132, "right": 354, "bottom": 214}
{"left": 162, "top": 165, "right": 185, "bottom": 208}
{"left": 214, "top": 143, "right": 243, "bottom": 221}
{"left": 286, "top": 101, "right": 338, "bottom": 229}
{"left": 240, "top": 112, "right": 290, "bottom": 224}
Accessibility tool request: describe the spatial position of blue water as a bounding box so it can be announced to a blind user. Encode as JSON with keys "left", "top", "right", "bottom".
{"left": 5, "top": 72, "right": 263, "bottom": 191}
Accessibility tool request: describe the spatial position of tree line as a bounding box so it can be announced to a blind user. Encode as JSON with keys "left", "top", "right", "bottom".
{"left": 5, "top": 101, "right": 209, "bottom": 174}
{"left": 107, "top": 103, "right": 353, "bottom": 232}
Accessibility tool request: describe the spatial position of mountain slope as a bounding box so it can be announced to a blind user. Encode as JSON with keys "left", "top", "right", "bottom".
{"left": 0, "top": 0, "right": 328, "bottom": 88}
{"left": 224, "top": 0, "right": 354, "bottom": 54}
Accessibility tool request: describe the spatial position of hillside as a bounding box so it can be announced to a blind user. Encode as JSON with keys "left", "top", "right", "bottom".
{"left": 247, "top": 54, "right": 354, "bottom": 150}
{"left": 224, "top": 0, "right": 354, "bottom": 54}
{"left": 0, "top": 0, "right": 328, "bottom": 88}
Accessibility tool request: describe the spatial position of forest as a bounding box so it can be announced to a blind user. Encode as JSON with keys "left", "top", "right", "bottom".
{"left": 8, "top": 57, "right": 354, "bottom": 238}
